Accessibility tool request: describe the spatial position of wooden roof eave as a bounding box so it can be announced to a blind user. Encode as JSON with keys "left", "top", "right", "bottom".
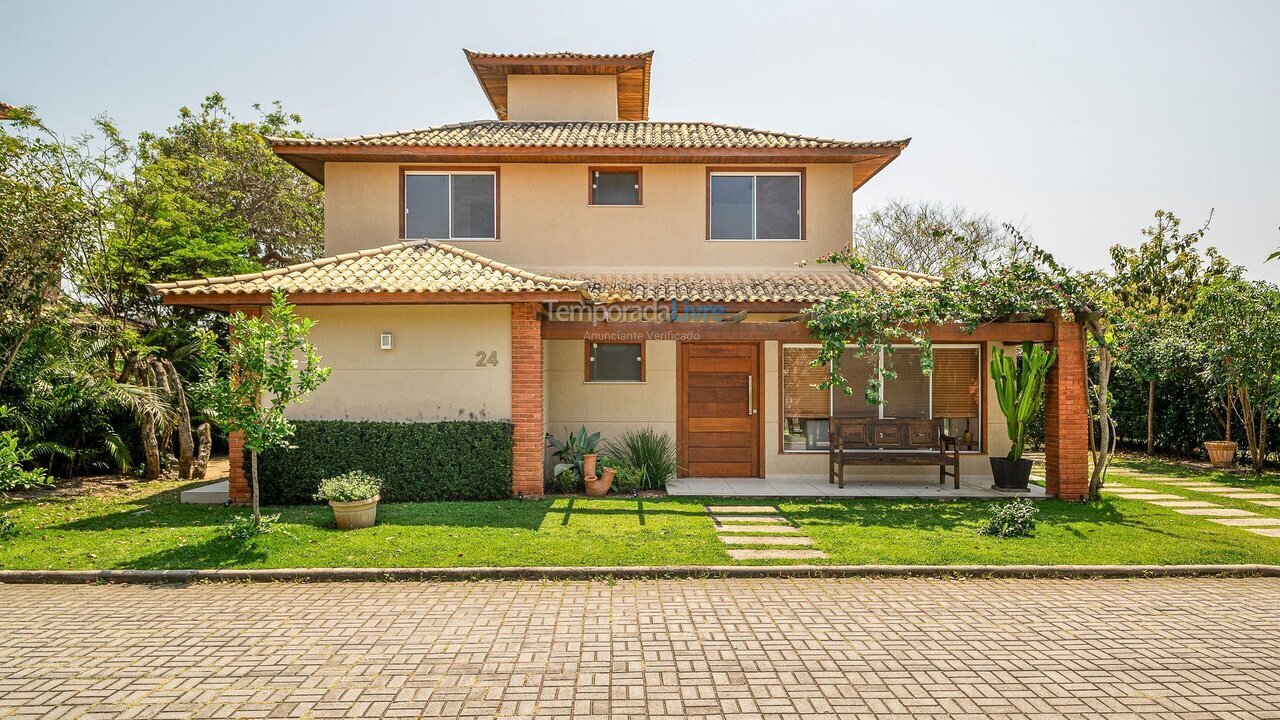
{"left": 272, "top": 144, "right": 904, "bottom": 186}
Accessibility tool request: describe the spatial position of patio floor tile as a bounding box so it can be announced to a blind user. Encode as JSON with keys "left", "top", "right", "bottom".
{"left": 719, "top": 535, "right": 814, "bottom": 546}
{"left": 1172, "top": 508, "right": 1257, "bottom": 517}
{"left": 1148, "top": 500, "right": 1220, "bottom": 508}
{"left": 1253, "top": 501, "right": 1280, "bottom": 507}
{"left": 1245, "top": 528, "right": 1280, "bottom": 537}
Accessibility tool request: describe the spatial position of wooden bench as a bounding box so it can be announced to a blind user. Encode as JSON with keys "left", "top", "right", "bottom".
{"left": 828, "top": 418, "right": 960, "bottom": 489}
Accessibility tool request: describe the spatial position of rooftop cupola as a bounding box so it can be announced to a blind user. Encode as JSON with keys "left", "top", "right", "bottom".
{"left": 463, "top": 50, "right": 654, "bottom": 122}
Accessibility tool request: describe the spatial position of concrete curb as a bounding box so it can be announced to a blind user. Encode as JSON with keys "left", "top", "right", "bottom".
{"left": 1, "top": 564, "right": 1278, "bottom": 585}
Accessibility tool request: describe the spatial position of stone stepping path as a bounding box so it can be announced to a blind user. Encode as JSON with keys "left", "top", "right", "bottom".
{"left": 1150, "top": 500, "right": 1220, "bottom": 508}
{"left": 1105, "top": 476, "right": 1280, "bottom": 538}
{"left": 715, "top": 524, "right": 802, "bottom": 534}
{"left": 1173, "top": 507, "right": 1258, "bottom": 517}
{"left": 706, "top": 505, "right": 828, "bottom": 561}
{"left": 1209, "top": 517, "right": 1280, "bottom": 527}
{"left": 721, "top": 535, "right": 815, "bottom": 546}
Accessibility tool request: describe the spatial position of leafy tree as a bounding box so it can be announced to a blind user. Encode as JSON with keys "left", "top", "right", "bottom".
{"left": 1191, "top": 278, "right": 1280, "bottom": 472}
{"left": 852, "top": 199, "right": 1025, "bottom": 276}
{"left": 137, "top": 93, "right": 323, "bottom": 268}
{"left": 195, "top": 292, "right": 329, "bottom": 525}
{"left": 1109, "top": 210, "right": 1234, "bottom": 454}
{"left": 0, "top": 107, "right": 86, "bottom": 388}
{"left": 74, "top": 94, "right": 321, "bottom": 321}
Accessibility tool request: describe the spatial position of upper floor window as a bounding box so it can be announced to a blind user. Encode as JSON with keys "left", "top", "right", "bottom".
{"left": 590, "top": 168, "right": 642, "bottom": 206}
{"left": 403, "top": 170, "right": 497, "bottom": 240}
{"left": 708, "top": 171, "right": 803, "bottom": 240}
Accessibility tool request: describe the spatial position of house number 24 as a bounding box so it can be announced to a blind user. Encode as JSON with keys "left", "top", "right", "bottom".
{"left": 475, "top": 351, "right": 499, "bottom": 367}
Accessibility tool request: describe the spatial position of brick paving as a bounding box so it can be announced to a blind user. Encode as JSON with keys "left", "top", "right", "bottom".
{"left": 2, "top": 578, "right": 1280, "bottom": 718}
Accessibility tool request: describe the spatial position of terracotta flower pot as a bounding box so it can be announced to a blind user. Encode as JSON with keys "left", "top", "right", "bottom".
{"left": 586, "top": 467, "right": 615, "bottom": 497}
{"left": 330, "top": 495, "right": 379, "bottom": 530}
{"left": 582, "top": 453, "right": 598, "bottom": 481}
{"left": 1204, "top": 441, "right": 1237, "bottom": 468}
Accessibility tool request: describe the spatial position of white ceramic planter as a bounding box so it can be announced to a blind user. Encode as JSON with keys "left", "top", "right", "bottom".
{"left": 329, "top": 494, "right": 379, "bottom": 530}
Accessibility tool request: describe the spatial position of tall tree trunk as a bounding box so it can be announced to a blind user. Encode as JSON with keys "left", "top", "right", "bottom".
{"left": 1146, "top": 379, "right": 1156, "bottom": 454}
{"left": 251, "top": 448, "right": 261, "bottom": 525}
{"left": 141, "top": 363, "right": 162, "bottom": 480}
{"left": 193, "top": 423, "right": 211, "bottom": 480}
{"left": 161, "top": 360, "right": 193, "bottom": 479}
{"left": 1087, "top": 323, "right": 1114, "bottom": 500}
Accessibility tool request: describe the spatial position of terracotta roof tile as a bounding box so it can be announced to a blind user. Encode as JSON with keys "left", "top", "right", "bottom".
{"left": 539, "top": 266, "right": 940, "bottom": 304}
{"left": 463, "top": 50, "right": 653, "bottom": 61}
{"left": 146, "top": 241, "right": 588, "bottom": 298}
{"left": 267, "top": 121, "right": 909, "bottom": 151}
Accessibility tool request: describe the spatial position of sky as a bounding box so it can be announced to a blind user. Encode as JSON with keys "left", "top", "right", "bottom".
{"left": 5, "top": 0, "right": 1278, "bottom": 279}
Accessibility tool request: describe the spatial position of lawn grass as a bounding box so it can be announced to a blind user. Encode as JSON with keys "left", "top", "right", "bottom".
{"left": 2, "top": 464, "right": 1279, "bottom": 570}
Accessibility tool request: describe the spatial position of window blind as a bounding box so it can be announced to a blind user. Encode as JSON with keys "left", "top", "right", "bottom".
{"left": 932, "top": 347, "right": 981, "bottom": 418}
{"left": 882, "top": 347, "right": 930, "bottom": 418}
{"left": 782, "top": 346, "right": 829, "bottom": 417}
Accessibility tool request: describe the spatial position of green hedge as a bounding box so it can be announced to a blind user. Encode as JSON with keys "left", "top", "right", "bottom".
{"left": 252, "top": 420, "right": 513, "bottom": 505}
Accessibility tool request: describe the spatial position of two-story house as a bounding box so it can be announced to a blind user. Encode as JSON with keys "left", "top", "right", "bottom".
{"left": 151, "top": 51, "right": 1089, "bottom": 503}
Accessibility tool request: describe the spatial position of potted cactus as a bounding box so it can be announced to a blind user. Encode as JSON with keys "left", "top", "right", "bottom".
{"left": 314, "top": 471, "right": 382, "bottom": 529}
{"left": 990, "top": 342, "right": 1057, "bottom": 490}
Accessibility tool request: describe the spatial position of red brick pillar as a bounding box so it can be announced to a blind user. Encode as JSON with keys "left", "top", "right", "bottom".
{"left": 510, "top": 303, "right": 545, "bottom": 497}
{"left": 225, "top": 305, "right": 260, "bottom": 506}
{"left": 1043, "top": 311, "right": 1090, "bottom": 500}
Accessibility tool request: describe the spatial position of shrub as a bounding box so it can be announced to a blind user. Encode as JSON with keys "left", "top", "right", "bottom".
{"left": 220, "top": 512, "right": 282, "bottom": 539}
{"left": 979, "top": 498, "right": 1039, "bottom": 538}
{"left": 314, "top": 471, "right": 382, "bottom": 503}
{"left": 547, "top": 466, "right": 581, "bottom": 494}
{"left": 610, "top": 465, "right": 645, "bottom": 494}
{"left": 253, "top": 420, "right": 512, "bottom": 504}
{"left": 602, "top": 427, "right": 677, "bottom": 490}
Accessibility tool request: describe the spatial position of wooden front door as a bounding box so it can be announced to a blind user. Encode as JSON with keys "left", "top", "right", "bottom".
{"left": 678, "top": 343, "right": 762, "bottom": 477}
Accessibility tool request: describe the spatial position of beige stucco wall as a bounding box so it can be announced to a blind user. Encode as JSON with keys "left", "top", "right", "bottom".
{"left": 322, "top": 162, "right": 855, "bottom": 268}
{"left": 761, "top": 340, "right": 1011, "bottom": 482}
{"left": 287, "top": 305, "right": 512, "bottom": 422}
{"left": 543, "top": 339, "right": 677, "bottom": 459}
{"left": 506, "top": 75, "right": 619, "bottom": 121}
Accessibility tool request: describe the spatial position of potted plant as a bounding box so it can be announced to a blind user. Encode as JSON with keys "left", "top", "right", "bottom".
{"left": 586, "top": 455, "right": 616, "bottom": 497}
{"left": 989, "top": 342, "right": 1057, "bottom": 490}
{"left": 547, "top": 426, "right": 601, "bottom": 492}
{"left": 1204, "top": 380, "right": 1238, "bottom": 468}
{"left": 314, "top": 470, "right": 382, "bottom": 529}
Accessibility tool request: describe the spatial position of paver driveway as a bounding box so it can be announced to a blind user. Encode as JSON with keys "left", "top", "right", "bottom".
{"left": 1, "top": 578, "right": 1279, "bottom": 718}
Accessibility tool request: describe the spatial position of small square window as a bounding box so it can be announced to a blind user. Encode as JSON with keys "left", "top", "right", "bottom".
{"left": 590, "top": 169, "right": 641, "bottom": 206}
{"left": 587, "top": 342, "right": 644, "bottom": 382}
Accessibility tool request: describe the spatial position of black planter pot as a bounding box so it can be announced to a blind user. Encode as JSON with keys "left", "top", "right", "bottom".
{"left": 990, "top": 457, "right": 1033, "bottom": 491}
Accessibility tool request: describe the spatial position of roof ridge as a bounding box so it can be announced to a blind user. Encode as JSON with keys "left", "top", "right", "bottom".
{"left": 266, "top": 120, "right": 910, "bottom": 149}
{"left": 866, "top": 264, "right": 943, "bottom": 282}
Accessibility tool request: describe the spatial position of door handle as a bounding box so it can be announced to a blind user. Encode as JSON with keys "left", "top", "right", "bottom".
{"left": 748, "top": 375, "right": 757, "bottom": 415}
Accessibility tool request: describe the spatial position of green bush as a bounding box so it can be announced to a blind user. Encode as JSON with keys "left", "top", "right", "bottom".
{"left": 314, "top": 471, "right": 383, "bottom": 503}
{"left": 546, "top": 466, "right": 581, "bottom": 494}
{"left": 979, "top": 498, "right": 1039, "bottom": 538}
{"left": 253, "top": 420, "right": 512, "bottom": 504}
{"left": 602, "top": 427, "right": 677, "bottom": 490}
